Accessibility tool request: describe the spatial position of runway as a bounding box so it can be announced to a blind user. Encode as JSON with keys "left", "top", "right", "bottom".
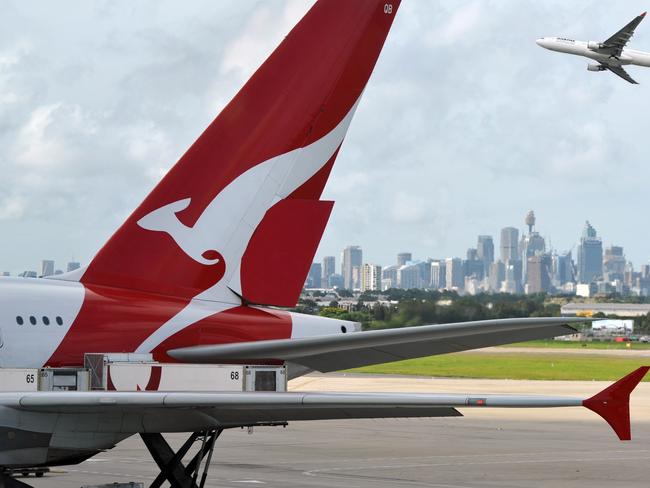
{"left": 26, "top": 374, "right": 650, "bottom": 488}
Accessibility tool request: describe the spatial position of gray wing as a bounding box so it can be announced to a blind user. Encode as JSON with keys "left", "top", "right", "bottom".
{"left": 603, "top": 12, "right": 647, "bottom": 56}
{"left": 606, "top": 65, "right": 639, "bottom": 84}
{"left": 168, "top": 317, "right": 583, "bottom": 374}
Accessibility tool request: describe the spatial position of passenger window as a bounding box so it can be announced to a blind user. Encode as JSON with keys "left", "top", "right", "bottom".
{"left": 29, "top": 316, "right": 36, "bottom": 325}
{"left": 42, "top": 316, "right": 50, "bottom": 326}
{"left": 16, "top": 316, "right": 23, "bottom": 325}
{"left": 55, "top": 316, "right": 63, "bottom": 326}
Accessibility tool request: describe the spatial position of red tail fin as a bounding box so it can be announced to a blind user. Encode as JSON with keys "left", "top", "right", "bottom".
{"left": 78, "top": 1, "right": 400, "bottom": 305}
{"left": 583, "top": 366, "right": 649, "bottom": 440}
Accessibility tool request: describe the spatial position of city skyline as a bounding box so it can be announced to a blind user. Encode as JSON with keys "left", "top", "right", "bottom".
{"left": 2, "top": 1, "right": 650, "bottom": 274}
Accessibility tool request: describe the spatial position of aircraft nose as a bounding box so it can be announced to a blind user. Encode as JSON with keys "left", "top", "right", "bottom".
{"left": 536, "top": 38, "right": 544, "bottom": 47}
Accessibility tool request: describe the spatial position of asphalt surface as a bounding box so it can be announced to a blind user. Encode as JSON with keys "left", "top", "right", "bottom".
{"left": 22, "top": 374, "right": 650, "bottom": 488}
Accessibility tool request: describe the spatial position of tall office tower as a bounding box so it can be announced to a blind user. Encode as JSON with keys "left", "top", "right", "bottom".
{"left": 477, "top": 235, "right": 494, "bottom": 277}
{"left": 464, "top": 248, "right": 484, "bottom": 280}
{"left": 603, "top": 246, "right": 626, "bottom": 282}
{"left": 382, "top": 265, "right": 399, "bottom": 289}
{"left": 501, "top": 262, "right": 519, "bottom": 293}
{"left": 41, "top": 260, "right": 54, "bottom": 277}
{"left": 445, "top": 257, "right": 464, "bottom": 290}
{"left": 397, "top": 253, "right": 412, "bottom": 267}
{"left": 577, "top": 221, "right": 603, "bottom": 283}
{"left": 306, "top": 263, "right": 322, "bottom": 289}
{"left": 1, "top": 272, "right": 9, "bottom": 277}
{"left": 430, "top": 260, "right": 446, "bottom": 289}
{"left": 321, "top": 256, "right": 336, "bottom": 288}
{"left": 500, "top": 227, "right": 519, "bottom": 262}
{"left": 488, "top": 261, "right": 505, "bottom": 292}
{"left": 526, "top": 254, "right": 552, "bottom": 293}
{"left": 397, "top": 262, "right": 423, "bottom": 289}
{"left": 361, "top": 264, "right": 382, "bottom": 292}
{"left": 552, "top": 252, "right": 574, "bottom": 286}
{"left": 341, "top": 246, "right": 362, "bottom": 290}
{"left": 67, "top": 261, "right": 81, "bottom": 273}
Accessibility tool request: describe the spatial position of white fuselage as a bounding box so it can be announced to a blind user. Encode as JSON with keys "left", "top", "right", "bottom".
{"left": 536, "top": 37, "right": 650, "bottom": 67}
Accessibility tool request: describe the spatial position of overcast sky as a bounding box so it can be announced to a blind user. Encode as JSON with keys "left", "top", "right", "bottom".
{"left": 1, "top": 0, "right": 649, "bottom": 274}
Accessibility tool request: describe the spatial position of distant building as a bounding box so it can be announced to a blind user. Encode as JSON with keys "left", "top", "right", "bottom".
{"left": 41, "top": 260, "right": 55, "bottom": 277}
{"left": 552, "top": 252, "right": 574, "bottom": 287}
{"left": 322, "top": 256, "right": 336, "bottom": 288}
{"left": 488, "top": 261, "right": 505, "bottom": 292}
{"left": 464, "top": 248, "right": 484, "bottom": 281}
{"left": 328, "top": 273, "right": 344, "bottom": 289}
{"left": 19, "top": 271, "right": 38, "bottom": 278}
{"left": 561, "top": 302, "right": 650, "bottom": 317}
{"left": 477, "top": 235, "right": 494, "bottom": 276}
{"left": 341, "top": 246, "right": 362, "bottom": 290}
{"left": 1, "top": 272, "right": 9, "bottom": 277}
{"left": 66, "top": 261, "right": 81, "bottom": 273}
{"left": 306, "top": 263, "right": 322, "bottom": 289}
{"left": 501, "top": 261, "right": 520, "bottom": 293}
{"left": 382, "top": 265, "right": 399, "bottom": 289}
{"left": 500, "top": 227, "right": 519, "bottom": 262}
{"left": 430, "top": 260, "right": 446, "bottom": 289}
{"left": 577, "top": 221, "right": 603, "bottom": 283}
{"left": 603, "top": 246, "right": 625, "bottom": 282}
{"left": 526, "top": 254, "right": 552, "bottom": 294}
{"left": 361, "top": 264, "right": 382, "bottom": 292}
{"left": 445, "top": 258, "right": 464, "bottom": 290}
{"left": 397, "top": 262, "right": 423, "bottom": 289}
{"left": 397, "top": 253, "right": 412, "bottom": 267}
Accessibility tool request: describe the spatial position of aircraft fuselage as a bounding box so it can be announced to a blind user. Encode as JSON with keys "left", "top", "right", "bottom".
{"left": 536, "top": 37, "right": 650, "bottom": 67}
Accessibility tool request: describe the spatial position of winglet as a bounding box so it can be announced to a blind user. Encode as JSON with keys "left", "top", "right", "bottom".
{"left": 641, "top": 12, "right": 647, "bottom": 18}
{"left": 582, "top": 366, "right": 649, "bottom": 440}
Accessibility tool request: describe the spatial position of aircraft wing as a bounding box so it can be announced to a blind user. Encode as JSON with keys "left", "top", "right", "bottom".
{"left": 2, "top": 367, "right": 647, "bottom": 440}
{"left": 169, "top": 317, "right": 584, "bottom": 373}
{"left": 606, "top": 65, "right": 639, "bottom": 84}
{"left": 603, "top": 12, "right": 647, "bottom": 56}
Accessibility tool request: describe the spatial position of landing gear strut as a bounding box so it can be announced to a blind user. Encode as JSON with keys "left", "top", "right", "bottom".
{"left": 140, "top": 429, "right": 222, "bottom": 488}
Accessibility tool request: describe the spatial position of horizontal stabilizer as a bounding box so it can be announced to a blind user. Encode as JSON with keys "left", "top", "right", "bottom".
{"left": 582, "top": 366, "right": 649, "bottom": 440}
{"left": 169, "top": 317, "right": 584, "bottom": 372}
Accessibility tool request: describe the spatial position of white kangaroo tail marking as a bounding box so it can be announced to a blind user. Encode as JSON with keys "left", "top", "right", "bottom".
{"left": 137, "top": 198, "right": 221, "bottom": 266}
{"left": 134, "top": 98, "right": 361, "bottom": 354}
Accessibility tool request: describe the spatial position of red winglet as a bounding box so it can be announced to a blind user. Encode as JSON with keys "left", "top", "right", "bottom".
{"left": 582, "top": 366, "right": 649, "bottom": 441}
{"left": 641, "top": 12, "right": 647, "bottom": 18}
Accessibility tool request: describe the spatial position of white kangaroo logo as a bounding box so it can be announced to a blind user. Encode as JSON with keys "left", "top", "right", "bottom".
{"left": 136, "top": 100, "right": 359, "bottom": 273}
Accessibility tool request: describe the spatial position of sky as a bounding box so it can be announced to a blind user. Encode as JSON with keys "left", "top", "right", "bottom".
{"left": 1, "top": 0, "right": 649, "bottom": 274}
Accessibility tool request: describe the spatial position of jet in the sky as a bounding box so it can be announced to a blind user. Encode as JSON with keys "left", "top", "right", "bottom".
{"left": 0, "top": 1, "right": 647, "bottom": 485}
{"left": 536, "top": 12, "right": 650, "bottom": 83}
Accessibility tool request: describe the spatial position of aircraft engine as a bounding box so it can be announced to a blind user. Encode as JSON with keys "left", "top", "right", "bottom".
{"left": 587, "top": 41, "right": 605, "bottom": 51}
{"left": 587, "top": 63, "right": 606, "bottom": 72}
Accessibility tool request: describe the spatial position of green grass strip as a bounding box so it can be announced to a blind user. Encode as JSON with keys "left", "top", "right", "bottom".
{"left": 350, "top": 353, "right": 650, "bottom": 381}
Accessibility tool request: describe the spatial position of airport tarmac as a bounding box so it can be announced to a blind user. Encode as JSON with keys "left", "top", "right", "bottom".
{"left": 25, "top": 374, "right": 650, "bottom": 488}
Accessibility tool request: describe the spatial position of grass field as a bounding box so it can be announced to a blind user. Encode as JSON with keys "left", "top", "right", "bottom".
{"left": 501, "top": 339, "right": 650, "bottom": 350}
{"left": 350, "top": 352, "right": 650, "bottom": 381}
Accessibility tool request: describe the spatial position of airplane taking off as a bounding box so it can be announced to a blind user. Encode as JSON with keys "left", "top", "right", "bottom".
{"left": 537, "top": 12, "right": 650, "bottom": 83}
{"left": 0, "top": 1, "right": 647, "bottom": 486}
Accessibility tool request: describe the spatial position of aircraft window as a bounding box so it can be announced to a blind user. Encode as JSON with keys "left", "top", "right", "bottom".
{"left": 29, "top": 316, "right": 37, "bottom": 325}
{"left": 42, "top": 316, "right": 50, "bottom": 326}
{"left": 55, "top": 316, "right": 63, "bottom": 326}
{"left": 16, "top": 316, "right": 23, "bottom": 325}
{"left": 341, "top": 325, "right": 347, "bottom": 333}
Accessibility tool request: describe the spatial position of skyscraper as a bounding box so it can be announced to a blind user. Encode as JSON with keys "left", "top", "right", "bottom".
{"left": 477, "top": 235, "right": 494, "bottom": 276}
{"left": 382, "top": 265, "right": 399, "bottom": 289}
{"left": 526, "top": 254, "right": 552, "bottom": 294}
{"left": 603, "top": 246, "right": 626, "bottom": 282}
{"left": 397, "top": 253, "right": 412, "bottom": 267}
{"left": 41, "top": 260, "right": 54, "bottom": 277}
{"left": 430, "top": 260, "right": 446, "bottom": 289}
{"left": 341, "top": 246, "right": 362, "bottom": 290}
{"left": 306, "top": 263, "right": 322, "bottom": 289}
{"left": 67, "top": 261, "right": 81, "bottom": 273}
{"left": 577, "top": 221, "right": 603, "bottom": 284}
{"left": 361, "top": 264, "right": 382, "bottom": 292}
{"left": 519, "top": 211, "right": 545, "bottom": 283}
{"left": 500, "top": 227, "right": 519, "bottom": 262}
{"left": 445, "top": 257, "right": 464, "bottom": 290}
{"left": 321, "top": 256, "right": 336, "bottom": 288}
